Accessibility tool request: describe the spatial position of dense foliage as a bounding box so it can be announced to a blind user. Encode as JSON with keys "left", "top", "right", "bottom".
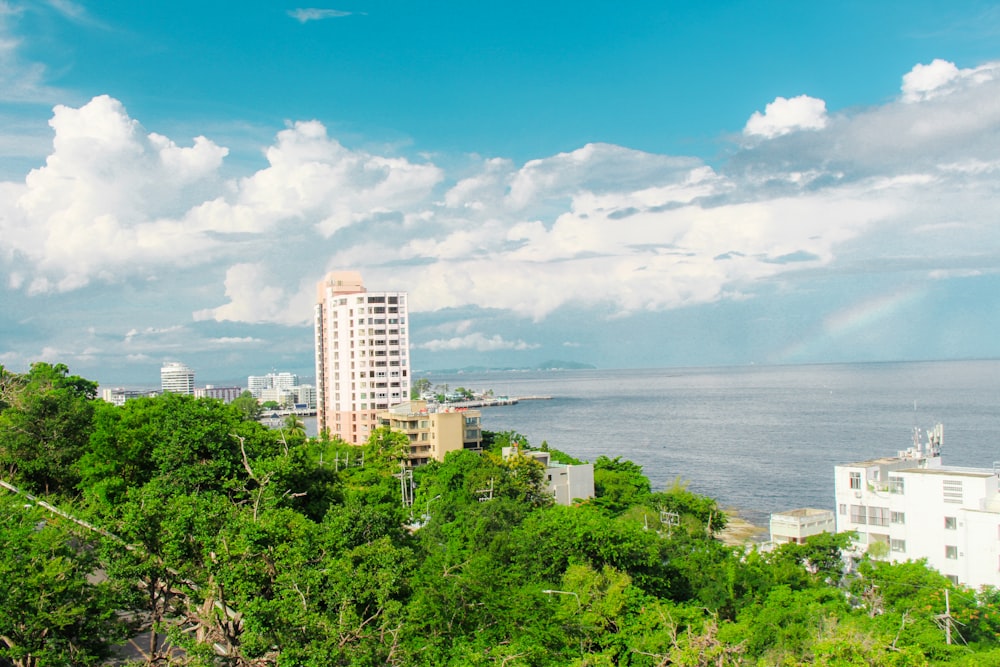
{"left": 2, "top": 362, "right": 1000, "bottom": 666}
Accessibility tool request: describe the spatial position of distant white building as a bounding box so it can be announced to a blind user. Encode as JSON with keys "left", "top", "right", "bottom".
{"left": 258, "top": 386, "right": 296, "bottom": 408}
{"left": 503, "top": 447, "right": 595, "bottom": 506}
{"left": 160, "top": 362, "right": 195, "bottom": 395}
{"left": 194, "top": 385, "right": 243, "bottom": 403}
{"left": 834, "top": 424, "right": 1000, "bottom": 588}
{"left": 101, "top": 387, "right": 157, "bottom": 405}
{"left": 247, "top": 372, "right": 300, "bottom": 399}
{"left": 296, "top": 384, "right": 317, "bottom": 409}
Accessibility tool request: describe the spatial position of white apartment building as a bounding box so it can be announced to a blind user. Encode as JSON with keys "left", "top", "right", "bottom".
{"left": 834, "top": 424, "right": 1000, "bottom": 588}
{"left": 160, "top": 362, "right": 195, "bottom": 395}
{"left": 247, "top": 372, "right": 299, "bottom": 399}
{"left": 194, "top": 385, "right": 243, "bottom": 403}
{"left": 315, "top": 271, "right": 410, "bottom": 444}
{"left": 296, "top": 384, "right": 317, "bottom": 409}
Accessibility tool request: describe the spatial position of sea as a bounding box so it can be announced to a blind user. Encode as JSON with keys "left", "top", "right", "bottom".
{"left": 402, "top": 360, "right": 1000, "bottom": 527}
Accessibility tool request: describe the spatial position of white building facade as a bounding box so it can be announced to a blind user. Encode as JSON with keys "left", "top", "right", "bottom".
{"left": 315, "top": 271, "right": 411, "bottom": 444}
{"left": 247, "top": 372, "right": 299, "bottom": 399}
{"left": 834, "top": 425, "right": 1000, "bottom": 589}
{"left": 503, "top": 448, "right": 595, "bottom": 506}
{"left": 160, "top": 362, "right": 195, "bottom": 395}
{"left": 195, "top": 385, "right": 243, "bottom": 403}
{"left": 770, "top": 508, "right": 836, "bottom": 545}
{"left": 101, "top": 387, "right": 157, "bottom": 405}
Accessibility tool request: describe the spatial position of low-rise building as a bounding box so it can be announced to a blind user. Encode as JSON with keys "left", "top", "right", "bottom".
{"left": 834, "top": 424, "right": 1000, "bottom": 588}
{"left": 377, "top": 400, "right": 482, "bottom": 467}
{"left": 502, "top": 447, "right": 595, "bottom": 506}
{"left": 769, "top": 508, "right": 836, "bottom": 545}
{"left": 101, "top": 387, "right": 157, "bottom": 405}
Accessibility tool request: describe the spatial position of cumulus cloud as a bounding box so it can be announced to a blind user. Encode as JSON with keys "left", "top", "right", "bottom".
{"left": 0, "top": 97, "right": 444, "bottom": 298}
{"left": 0, "top": 96, "right": 230, "bottom": 292}
{"left": 417, "top": 332, "right": 539, "bottom": 352}
{"left": 6, "top": 57, "right": 1000, "bottom": 352}
{"left": 237, "top": 120, "right": 442, "bottom": 237}
{"left": 744, "top": 95, "right": 829, "bottom": 138}
{"left": 192, "top": 263, "right": 311, "bottom": 325}
{"left": 901, "top": 59, "right": 1000, "bottom": 102}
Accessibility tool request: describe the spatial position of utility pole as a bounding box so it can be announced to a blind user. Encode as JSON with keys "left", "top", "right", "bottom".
{"left": 936, "top": 588, "right": 953, "bottom": 645}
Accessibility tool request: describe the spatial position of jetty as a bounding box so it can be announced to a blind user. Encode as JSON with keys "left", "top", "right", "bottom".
{"left": 436, "top": 395, "right": 552, "bottom": 409}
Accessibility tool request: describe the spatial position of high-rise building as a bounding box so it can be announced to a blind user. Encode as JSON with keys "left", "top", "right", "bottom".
{"left": 160, "top": 362, "right": 195, "bottom": 395}
{"left": 315, "top": 271, "right": 410, "bottom": 444}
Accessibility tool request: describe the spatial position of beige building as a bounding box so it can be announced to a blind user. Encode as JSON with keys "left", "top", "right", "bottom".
{"left": 377, "top": 400, "right": 482, "bottom": 466}
{"left": 314, "top": 271, "right": 411, "bottom": 444}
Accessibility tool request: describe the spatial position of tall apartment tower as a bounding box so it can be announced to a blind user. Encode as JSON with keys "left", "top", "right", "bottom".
{"left": 314, "top": 271, "right": 411, "bottom": 444}
{"left": 160, "top": 361, "right": 195, "bottom": 395}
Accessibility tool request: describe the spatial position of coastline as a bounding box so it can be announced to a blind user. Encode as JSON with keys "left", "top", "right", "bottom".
{"left": 719, "top": 509, "right": 768, "bottom": 546}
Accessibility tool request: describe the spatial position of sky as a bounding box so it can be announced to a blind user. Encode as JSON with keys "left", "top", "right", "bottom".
{"left": 3, "top": 1, "right": 1000, "bottom": 387}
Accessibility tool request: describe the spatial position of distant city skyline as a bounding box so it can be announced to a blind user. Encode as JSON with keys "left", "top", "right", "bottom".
{"left": 4, "top": 3, "right": 1000, "bottom": 387}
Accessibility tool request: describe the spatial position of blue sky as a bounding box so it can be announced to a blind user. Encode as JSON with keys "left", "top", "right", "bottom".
{"left": 3, "top": 1, "right": 1000, "bottom": 387}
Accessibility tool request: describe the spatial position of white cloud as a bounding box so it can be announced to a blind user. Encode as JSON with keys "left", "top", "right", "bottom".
{"left": 744, "top": 95, "right": 829, "bottom": 139}
{"left": 0, "top": 2, "right": 61, "bottom": 103}
{"left": 288, "top": 8, "right": 355, "bottom": 23}
{"left": 901, "top": 59, "right": 1000, "bottom": 103}
{"left": 0, "top": 96, "right": 230, "bottom": 292}
{"left": 0, "top": 98, "right": 445, "bottom": 298}
{"left": 208, "top": 336, "right": 264, "bottom": 345}
{"left": 7, "top": 57, "right": 1000, "bottom": 346}
{"left": 193, "top": 263, "right": 290, "bottom": 324}
{"left": 417, "top": 332, "right": 539, "bottom": 352}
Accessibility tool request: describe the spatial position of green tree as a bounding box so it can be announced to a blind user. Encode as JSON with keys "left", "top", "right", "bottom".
{"left": 0, "top": 497, "right": 130, "bottom": 666}
{"left": 411, "top": 377, "right": 432, "bottom": 399}
{"left": 0, "top": 362, "right": 97, "bottom": 497}
{"left": 592, "top": 455, "right": 652, "bottom": 515}
{"left": 79, "top": 392, "right": 282, "bottom": 506}
{"left": 647, "top": 477, "right": 728, "bottom": 534}
{"left": 231, "top": 389, "right": 262, "bottom": 420}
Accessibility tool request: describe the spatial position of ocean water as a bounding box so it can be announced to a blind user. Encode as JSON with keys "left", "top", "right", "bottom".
{"left": 418, "top": 360, "right": 1000, "bottom": 526}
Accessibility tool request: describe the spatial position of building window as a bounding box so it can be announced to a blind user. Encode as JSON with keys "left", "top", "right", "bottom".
{"left": 946, "top": 574, "right": 958, "bottom": 585}
{"left": 839, "top": 503, "right": 847, "bottom": 515}
{"left": 868, "top": 506, "right": 890, "bottom": 527}
{"left": 944, "top": 516, "right": 957, "bottom": 530}
{"left": 890, "top": 539, "right": 906, "bottom": 553}
{"left": 849, "top": 472, "right": 861, "bottom": 489}
{"left": 945, "top": 545, "right": 958, "bottom": 560}
{"left": 850, "top": 505, "right": 867, "bottom": 524}
{"left": 890, "top": 511, "right": 905, "bottom": 524}
{"left": 888, "top": 477, "right": 904, "bottom": 494}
